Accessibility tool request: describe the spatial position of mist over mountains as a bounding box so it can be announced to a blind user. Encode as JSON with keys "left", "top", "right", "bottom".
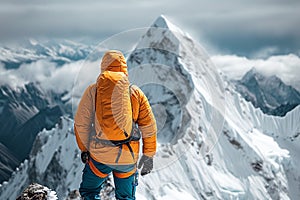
{"left": 0, "top": 39, "right": 92, "bottom": 69}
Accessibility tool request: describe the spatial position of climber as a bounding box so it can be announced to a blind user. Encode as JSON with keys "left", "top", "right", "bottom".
{"left": 74, "top": 50, "right": 157, "bottom": 200}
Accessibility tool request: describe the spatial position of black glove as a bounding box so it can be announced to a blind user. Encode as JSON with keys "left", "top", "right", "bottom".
{"left": 81, "top": 151, "right": 90, "bottom": 164}
{"left": 138, "top": 155, "right": 153, "bottom": 176}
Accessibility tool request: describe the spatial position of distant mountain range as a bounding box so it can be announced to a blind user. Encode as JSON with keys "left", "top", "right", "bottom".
{"left": 234, "top": 68, "right": 300, "bottom": 116}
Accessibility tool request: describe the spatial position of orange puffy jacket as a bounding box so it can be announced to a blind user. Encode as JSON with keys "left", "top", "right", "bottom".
{"left": 74, "top": 50, "right": 157, "bottom": 166}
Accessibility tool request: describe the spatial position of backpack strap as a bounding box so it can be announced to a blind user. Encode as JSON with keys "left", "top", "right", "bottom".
{"left": 115, "top": 144, "right": 123, "bottom": 163}
{"left": 94, "top": 85, "right": 97, "bottom": 111}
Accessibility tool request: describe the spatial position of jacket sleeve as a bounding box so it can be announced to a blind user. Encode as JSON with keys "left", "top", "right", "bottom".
{"left": 74, "top": 85, "right": 95, "bottom": 152}
{"left": 134, "top": 87, "right": 157, "bottom": 157}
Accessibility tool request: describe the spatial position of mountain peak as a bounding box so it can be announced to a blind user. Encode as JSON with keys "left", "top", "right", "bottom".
{"left": 248, "top": 67, "right": 258, "bottom": 74}
{"left": 150, "top": 15, "right": 182, "bottom": 34}
{"left": 151, "top": 15, "right": 170, "bottom": 29}
{"left": 242, "top": 68, "right": 282, "bottom": 85}
{"left": 242, "top": 67, "right": 259, "bottom": 81}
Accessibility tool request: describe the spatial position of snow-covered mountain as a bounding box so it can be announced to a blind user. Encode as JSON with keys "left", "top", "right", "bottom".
{"left": 0, "top": 83, "right": 71, "bottom": 183}
{"left": 126, "top": 15, "right": 300, "bottom": 199}
{"left": 235, "top": 68, "right": 300, "bottom": 116}
{"left": 0, "top": 39, "right": 92, "bottom": 69}
{"left": 1, "top": 15, "right": 300, "bottom": 200}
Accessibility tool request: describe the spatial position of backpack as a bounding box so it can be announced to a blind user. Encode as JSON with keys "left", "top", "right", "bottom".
{"left": 94, "top": 70, "right": 141, "bottom": 163}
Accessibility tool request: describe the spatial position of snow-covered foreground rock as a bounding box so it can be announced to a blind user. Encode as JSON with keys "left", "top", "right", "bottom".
{"left": 16, "top": 183, "right": 58, "bottom": 200}
{"left": 1, "top": 15, "right": 299, "bottom": 200}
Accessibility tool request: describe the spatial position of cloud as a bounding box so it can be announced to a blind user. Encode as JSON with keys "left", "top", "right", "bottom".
{"left": 0, "top": 59, "right": 100, "bottom": 97}
{"left": 211, "top": 54, "right": 300, "bottom": 91}
{"left": 251, "top": 46, "right": 280, "bottom": 59}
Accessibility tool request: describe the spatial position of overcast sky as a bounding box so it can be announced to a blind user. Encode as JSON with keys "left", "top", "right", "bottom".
{"left": 1, "top": 0, "right": 300, "bottom": 91}
{"left": 1, "top": 0, "right": 300, "bottom": 57}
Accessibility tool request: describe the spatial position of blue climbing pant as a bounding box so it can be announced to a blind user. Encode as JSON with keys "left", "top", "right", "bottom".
{"left": 79, "top": 158, "right": 138, "bottom": 200}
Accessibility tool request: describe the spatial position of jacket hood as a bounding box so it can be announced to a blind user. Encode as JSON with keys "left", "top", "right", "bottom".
{"left": 100, "top": 50, "right": 127, "bottom": 74}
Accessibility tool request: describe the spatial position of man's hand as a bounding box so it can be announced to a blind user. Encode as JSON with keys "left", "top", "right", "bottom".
{"left": 81, "top": 151, "right": 90, "bottom": 164}
{"left": 138, "top": 155, "right": 153, "bottom": 176}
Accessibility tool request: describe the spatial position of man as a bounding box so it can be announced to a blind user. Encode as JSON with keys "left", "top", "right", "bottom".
{"left": 74, "top": 50, "right": 157, "bottom": 200}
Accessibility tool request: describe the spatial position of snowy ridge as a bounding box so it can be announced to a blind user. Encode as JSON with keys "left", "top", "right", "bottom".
{"left": 0, "top": 117, "right": 83, "bottom": 200}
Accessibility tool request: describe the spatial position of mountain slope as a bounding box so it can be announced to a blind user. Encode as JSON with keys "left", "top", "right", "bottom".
{"left": 0, "top": 83, "right": 70, "bottom": 183}
{"left": 0, "top": 142, "right": 19, "bottom": 182}
{"left": 235, "top": 68, "right": 300, "bottom": 116}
